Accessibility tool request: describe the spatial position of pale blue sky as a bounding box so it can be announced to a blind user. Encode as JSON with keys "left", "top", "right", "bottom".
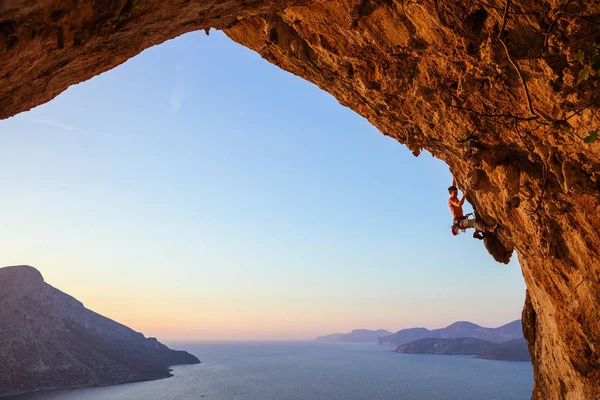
{"left": 0, "top": 31, "right": 526, "bottom": 340}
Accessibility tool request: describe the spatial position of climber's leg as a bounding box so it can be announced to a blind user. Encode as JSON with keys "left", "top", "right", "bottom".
{"left": 474, "top": 219, "right": 496, "bottom": 233}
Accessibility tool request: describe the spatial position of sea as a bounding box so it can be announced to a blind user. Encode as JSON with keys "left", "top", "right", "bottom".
{"left": 11, "top": 341, "right": 533, "bottom": 400}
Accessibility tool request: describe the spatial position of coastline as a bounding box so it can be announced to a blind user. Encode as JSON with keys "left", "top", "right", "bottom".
{"left": 0, "top": 342, "right": 532, "bottom": 400}
{"left": 0, "top": 363, "right": 200, "bottom": 399}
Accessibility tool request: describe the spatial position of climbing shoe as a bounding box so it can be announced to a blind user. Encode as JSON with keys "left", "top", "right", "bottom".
{"left": 473, "top": 231, "right": 484, "bottom": 240}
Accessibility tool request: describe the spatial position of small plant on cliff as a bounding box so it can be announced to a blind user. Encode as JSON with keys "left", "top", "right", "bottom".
{"left": 584, "top": 130, "right": 598, "bottom": 144}
{"left": 459, "top": 130, "right": 479, "bottom": 147}
{"left": 573, "top": 44, "right": 599, "bottom": 144}
{"left": 117, "top": 0, "right": 141, "bottom": 21}
{"left": 574, "top": 45, "right": 600, "bottom": 84}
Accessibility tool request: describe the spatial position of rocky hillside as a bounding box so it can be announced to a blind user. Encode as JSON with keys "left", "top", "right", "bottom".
{"left": 476, "top": 339, "right": 531, "bottom": 361}
{"left": 0, "top": 265, "right": 200, "bottom": 397}
{"left": 395, "top": 337, "right": 500, "bottom": 355}
{"left": 396, "top": 337, "right": 531, "bottom": 361}
{"left": 378, "top": 320, "right": 523, "bottom": 346}
{"left": 2, "top": 1, "right": 600, "bottom": 398}
{"left": 315, "top": 329, "right": 392, "bottom": 343}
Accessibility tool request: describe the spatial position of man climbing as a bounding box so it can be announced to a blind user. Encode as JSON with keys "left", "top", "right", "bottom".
{"left": 448, "top": 178, "right": 495, "bottom": 240}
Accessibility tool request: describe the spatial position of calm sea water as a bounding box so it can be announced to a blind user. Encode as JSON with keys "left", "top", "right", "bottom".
{"left": 13, "top": 342, "right": 533, "bottom": 400}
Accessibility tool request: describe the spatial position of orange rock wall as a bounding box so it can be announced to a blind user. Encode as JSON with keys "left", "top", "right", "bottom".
{"left": 2, "top": 1, "right": 600, "bottom": 398}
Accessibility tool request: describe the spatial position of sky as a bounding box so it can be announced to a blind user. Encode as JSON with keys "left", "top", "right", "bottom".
{"left": 0, "top": 31, "right": 526, "bottom": 341}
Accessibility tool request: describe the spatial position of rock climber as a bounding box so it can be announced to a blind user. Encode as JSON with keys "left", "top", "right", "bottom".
{"left": 448, "top": 177, "right": 495, "bottom": 240}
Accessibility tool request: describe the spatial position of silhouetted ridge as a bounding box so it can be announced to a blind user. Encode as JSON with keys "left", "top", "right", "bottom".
{"left": 377, "top": 320, "right": 523, "bottom": 346}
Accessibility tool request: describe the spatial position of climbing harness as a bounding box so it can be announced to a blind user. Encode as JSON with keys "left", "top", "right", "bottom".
{"left": 451, "top": 213, "right": 485, "bottom": 239}
{"left": 453, "top": 213, "right": 474, "bottom": 232}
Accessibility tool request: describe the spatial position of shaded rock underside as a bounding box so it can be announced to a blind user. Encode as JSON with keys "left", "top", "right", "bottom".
{"left": 1, "top": 1, "right": 600, "bottom": 399}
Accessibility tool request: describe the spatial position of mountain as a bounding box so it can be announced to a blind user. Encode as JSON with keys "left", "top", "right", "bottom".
{"left": 395, "top": 337, "right": 531, "bottom": 361}
{"left": 315, "top": 329, "right": 393, "bottom": 343}
{"left": 377, "top": 320, "right": 523, "bottom": 346}
{"left": 395, "top": 337, "right": 499, "bottom": 355}
{"left": 315, "top": 333, "right": 345, "bottom": 341}
{"left": 0, "top": 265, "right": 200, "bottom": 397}
{"left": 374, "top": 327, "right": 431, "bottom": 346}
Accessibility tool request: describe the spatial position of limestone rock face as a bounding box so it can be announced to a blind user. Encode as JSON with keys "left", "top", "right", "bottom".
{"left": 0, "top": 266, "right": 200, "bottom": 396}
{"left": 1, "top": 1, "right": 600, "bottom": 399}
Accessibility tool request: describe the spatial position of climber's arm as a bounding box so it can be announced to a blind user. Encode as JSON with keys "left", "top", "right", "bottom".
{"left": 449, "top": 197, "right": 461, "bottom": 207}
{"left": 459, "top": 191, "right": 468, "bottom": 206}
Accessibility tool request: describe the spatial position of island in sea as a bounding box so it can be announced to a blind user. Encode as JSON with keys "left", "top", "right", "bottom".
{"left": 377, "top": 320, "right": 524, "bottom": 345}
{"left": 0, "top": 265, "right": 200, "bottom": 397}
{"left": 395, "top": 337, "right": 530, "bottom": 361}
{"left": 315, "top": 320, "right": 530, "bottom": 361}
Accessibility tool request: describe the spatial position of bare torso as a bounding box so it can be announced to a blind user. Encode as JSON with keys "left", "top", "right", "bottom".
{"left": 449, "top": 197, "right": 464, "bottom": 219}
